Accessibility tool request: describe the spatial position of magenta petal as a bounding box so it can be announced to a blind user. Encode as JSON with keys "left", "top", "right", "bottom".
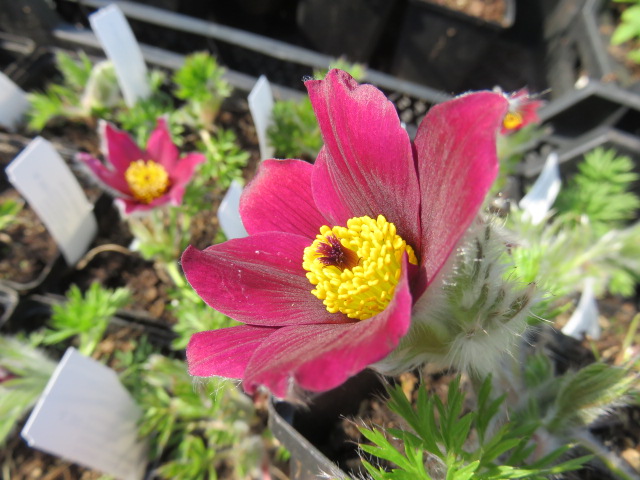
{"left": 169, "top": 153, "right": 206, "bottom": 184}
{"left": 181, "top": 233, "right": 351, "bottom": 327}
{"left": 240, "top": 159, "right": 329, "bottom": 237}
{"left": 187, "top": 325, "right": 276, "bottom": 379}
{"left": 102, "top": 121, "right": 145, "bottom": 173}
{"left": 118, "top": 197, "right": 167, "bottom": 215}
{"left": 167, "top": 184, "right": 186, "bottom": 206}
{"left": 146, "top": 118, "right": 180, "bottom": 170}
{"left": 414, "top": 91, "right": 508, "bottom": 285}
{"left": 77, "top": 152, "right": 130, "bottom": 195}
{"left": 242, "top": 255, "right": 413, "bottom": 397}
{"left": 306, "top": 70, "right": 421, "bottom": 251}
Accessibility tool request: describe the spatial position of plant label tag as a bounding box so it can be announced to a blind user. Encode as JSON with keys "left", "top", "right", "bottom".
{"left": 519, "top": 152, "right": 561, "bottom": 225}
{"left": 562, "top": 277, "right": 601, "bottom": 340}
{"left": 89, "top": 4, "right": 150, "bottom": 107}
{"left": 218, "top": 179, "right": 248, "bottom": 239}
{"left": 0, "top": 72, "right": 29, "bottom": 130}
{"left": 6, "top": 137, "right": 97, "bottom": 265}
{"left": 248, "top": 75, "right": 275, "bottom": 160}
{"left": 22, "top": 347, "right": 148, "bottom": 480}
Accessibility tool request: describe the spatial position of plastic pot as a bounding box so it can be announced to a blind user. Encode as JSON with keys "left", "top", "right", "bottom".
{"left": 296, "top": 0, "right": 399, "bottom": 64}
{"left": 389, "top": 0, "right": 516, "bottom": 92}
{"left": 268, "top": 369, "right": 385, "bottom": 480}
{"left": 538, "top": 80, "right": 640, "bottom": 140}
{"left": 521, "top": 126, "right": 640, "bottom": 183}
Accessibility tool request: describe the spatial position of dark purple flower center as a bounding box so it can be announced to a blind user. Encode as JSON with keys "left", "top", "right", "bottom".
{"left": 315, "top": 234, "right": 359, "bottom": 271}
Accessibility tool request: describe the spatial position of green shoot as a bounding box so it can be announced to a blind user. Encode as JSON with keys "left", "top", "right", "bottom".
{"left": 26, "top": 51, "right": 120, "bottom": 131}
{"left": 0, "top": 336, "right": 56, "bottom": 446}
{"left": 0, "top": 198, "right": 23, "bottom": 231}
{"left": 358, "top": 377, "right": 590, "bottom": 479}
{"left": 554, "top": 148, "right": 639, "bottom": 234}
{"left": 172, "top": 52, "right": 233, "bottom": 128}
{"left": 126, "top": 354, "right": 263, "bottom": 480}
{"left": 267, "top": 97, "right": 322, "bottom": 161}
{"left": 40, "top": 283, "right": 131, "bottom": 356}
{"left": 169, "top": 281, "right": 238, "bottom": 350}
{"left": 611, "top": 0, "right": 640, "bottom": 63}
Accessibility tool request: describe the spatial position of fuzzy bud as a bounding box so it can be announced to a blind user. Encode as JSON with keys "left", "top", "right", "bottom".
{"left": 81, "top": 60, "right": 121, "bottom": 113}
{"left": 375, "top": 218, "right": 537, "bottom": 376}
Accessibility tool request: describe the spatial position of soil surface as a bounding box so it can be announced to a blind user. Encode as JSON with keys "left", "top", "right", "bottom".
{"left": 0, "top": 188, "right": 59, "bottom": 286}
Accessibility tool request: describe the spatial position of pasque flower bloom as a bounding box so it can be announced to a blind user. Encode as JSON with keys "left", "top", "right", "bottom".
{"left": 78, "top": 118, "right": 205, "bottom": 215}
{"left": 501, "top": 88, "right": 543, "bottom": 134}
{"left": 183, "top": 70, "right": 509, "bottom": 398}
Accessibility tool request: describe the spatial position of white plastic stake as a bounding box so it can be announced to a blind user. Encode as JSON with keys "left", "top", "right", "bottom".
{"left": 248, "top": 75, "right": 275, "bottom": 160}
{"left": 0, "top": 72, "right": 29, "bottom": 130}
{"left": 6, "top": 137, "right": 97, "bottom": 265}
{"left": 218, "top": 179, "right": 248, "bottom": 239}
{"left": 89, "top": 4, "right": 150, "bottom": 107}
{"left": 562, "top": 278, "right": 601, "bottom": 340}
{"left": 22, "top": 348, "right": 148, "bottom": 480}
{"left": 519, "top": 152, "right": 561, "bottom": 225}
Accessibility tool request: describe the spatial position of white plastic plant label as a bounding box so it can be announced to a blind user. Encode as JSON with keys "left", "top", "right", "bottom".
{"left": 519, "top": 152, "right": 561, "bottom": 225}
{"left": 0, "top": 72, "right": 29, "bottom": 130}
{"left": 562, "top": 278, "right": 601, "bottom": 340}
{"left": 22, "top": 347, "right": 148, "bottom": 480}
{"left": 248, "top": 75, "right": 275, "bottom": 160}
{"left": 5, "top": 137, "right": 97, "bottom": 265}
{"left": 89, "top": 4, "right": 150, "bottom": 107}
{"left": 218, "top": 179, "right": 248, "bottom": 240}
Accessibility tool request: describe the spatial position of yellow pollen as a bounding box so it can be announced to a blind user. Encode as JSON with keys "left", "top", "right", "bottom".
{"left": 302, "top": 215, "right": 418, "bottom": 321}
{"left": 124, "top": 160, "right": 170, "bottom": 204}
{"left": 503, "top": 111, "right": 523, "bottom": 130}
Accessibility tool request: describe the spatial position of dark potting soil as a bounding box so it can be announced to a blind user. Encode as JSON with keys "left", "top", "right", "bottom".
{"left": 0, "top": 188, "right": 59, "bottom": 286}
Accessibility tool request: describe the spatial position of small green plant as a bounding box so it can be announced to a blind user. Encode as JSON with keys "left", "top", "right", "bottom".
{"left": 190, "top": 128, "right": 250, "bottom": 193}
{"left": 358, "top": 377, "right": 590, "bottom": 479}
{"left": 554, "top": 147, "right": 639, "bottom": 233}
{"left": 267, "top": 59, "right": 366, "bottom": 161}
{"left": 0, "top": 336, "right": 56, "bottom": 446}
{"left": 27, "top": 51, "right": 120, "bottom": 131}
{"left": 0, "top": 198, "right": 23, "bottom": 232}
{"left": 114, "top": 70, "right": 179, "bottom": 146}
{"left": 268, "top": 97, "right": 322, "bottom": 161}
{"left": 611, "top": 0, "right": 640, "bottom": 63}
{"left": 173, "top": 52, "right": 232, "bottom": 128}
{"left": 506, "top": 147, "right": 640, "bottom": 302}
{"left": 124, "top": 354, "right": 263, "bottom": 480}
{"left": 505, "top": 353, "right": 639, "bottom": 480}
{"left": 40, "top": 283, "right": 131, "bottom": 356}
{"left": 169, "top": 281, "right": 238, "bottom": 350}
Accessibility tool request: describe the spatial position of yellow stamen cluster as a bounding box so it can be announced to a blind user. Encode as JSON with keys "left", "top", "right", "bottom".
{"left": 503, "top": 111, "right": 523, "bottom": 130}
{"left": 124, "top": 159, "right": 170, "bottom": 204}
{"left": 303, "top": 215, "right": 418, "bottom": 321}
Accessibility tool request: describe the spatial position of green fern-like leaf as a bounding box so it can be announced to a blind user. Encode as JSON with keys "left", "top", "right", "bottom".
{"left": 555, "top": 148, "right": 640, "bottom": 231}
{"left": 55, "top": 50, "right": 93, "bottom": 90}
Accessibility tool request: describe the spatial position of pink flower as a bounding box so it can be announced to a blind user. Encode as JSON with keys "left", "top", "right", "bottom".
{"left": 78, "top": 118, "right": 206, "bottom": 215}
{"left": 501, "top": 88, "right": 543, "bottom": 134}
{"left": 182, "top": 70, "right": 508, "bottom": 398}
